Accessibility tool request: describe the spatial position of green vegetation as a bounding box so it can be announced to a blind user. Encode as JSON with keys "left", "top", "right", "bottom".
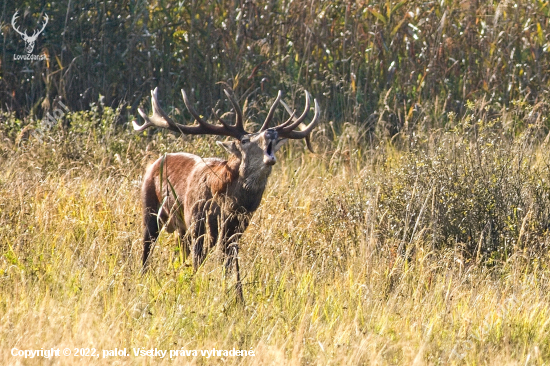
{"left": 2, "top": 0, "right": 550, "bottom": 364}
{"left": 3, "top": 0, "right": 550, "bottom": 127}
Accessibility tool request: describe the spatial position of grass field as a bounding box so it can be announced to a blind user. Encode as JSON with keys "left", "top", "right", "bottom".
{"left": 2, "top": 101, "right": 550, "bottom": 365}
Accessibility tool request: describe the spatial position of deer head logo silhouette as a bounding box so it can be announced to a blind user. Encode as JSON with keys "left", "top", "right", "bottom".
{"left": 12, "top": 11, "right": 48, "bottom": 54}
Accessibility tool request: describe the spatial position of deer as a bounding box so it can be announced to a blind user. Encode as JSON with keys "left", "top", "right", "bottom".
{"left": 132, "top": 87, "right": 319, "bottom": 302}
{"left": 11, "top": 11, "right": 48, "bottom": 54}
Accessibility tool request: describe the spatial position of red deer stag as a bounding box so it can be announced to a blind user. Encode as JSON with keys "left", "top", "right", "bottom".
{"left": 133, "top": 87, "right": 319, "bottom": 301}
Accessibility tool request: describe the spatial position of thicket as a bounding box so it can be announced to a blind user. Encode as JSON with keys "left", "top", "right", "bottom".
{"left": 1, "top": 0, "right": 550, "bottom": 133}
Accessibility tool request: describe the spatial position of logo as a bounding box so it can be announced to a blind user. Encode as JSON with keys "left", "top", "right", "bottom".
{"left": 12, "top": 11, "right": 48, "bottom": 60}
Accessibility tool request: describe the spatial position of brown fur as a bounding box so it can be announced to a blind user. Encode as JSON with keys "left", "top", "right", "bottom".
{"left": 206, "top": 157, "right": 240, "bottom": 195}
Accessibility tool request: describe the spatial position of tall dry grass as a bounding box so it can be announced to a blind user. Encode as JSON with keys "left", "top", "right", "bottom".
{"left": 1, "top": 98, "right": 550, "bottom": 365}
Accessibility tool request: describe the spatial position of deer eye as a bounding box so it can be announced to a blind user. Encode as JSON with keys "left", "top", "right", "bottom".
{"left": 241, "top": 138, "right": 249, "bottom": 144}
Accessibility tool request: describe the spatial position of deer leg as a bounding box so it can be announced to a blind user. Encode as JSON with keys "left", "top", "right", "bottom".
{"left": 191, "top": 219, "right": 206, "bottom": 272}
{"left": 222, "top": 228, "right": 243, "bottom": 272}
{"left": 195, "top": 212, "right": 222, "bottom": 271}
{"left": 222, "top": 218, "right": 246, "bottom": 303}
{"left": 142, "top": 207, "right": 160, "bottom": 271}
{"left": 141, "top": 170, "right": 163, "bottom": 271}
{"left": 224, "top": 242, "right": 244, "bottom": 303}
{"left": 230, "top": 243, "right": 244, "bottom": 304}
{"left": 176, "top": 229, "right": 191, "bottom": 266}
{"left": 192, "top": 242, "right": 203, "bottom": 271}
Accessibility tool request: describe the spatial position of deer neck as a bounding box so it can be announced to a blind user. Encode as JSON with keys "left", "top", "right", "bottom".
{"left": 227, "top": 155, "right": 272, "bottom": 212}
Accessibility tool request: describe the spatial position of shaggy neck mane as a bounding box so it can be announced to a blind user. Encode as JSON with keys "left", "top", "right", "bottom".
{"left": 208, "top": 155, "right": 240, "bottom": 195}
{"left": 208, "top": 155, "right": 272, "bottom": 213}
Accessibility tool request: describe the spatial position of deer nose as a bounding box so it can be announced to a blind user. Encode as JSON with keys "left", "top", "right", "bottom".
{"left": 264, "top": 140, "right": 276, "bottom": 166}
{"left": 264, "top": 155, "right": 276, "bottom": 165}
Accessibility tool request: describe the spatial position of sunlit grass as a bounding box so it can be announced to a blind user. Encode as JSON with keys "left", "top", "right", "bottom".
{"left": 1, "top": 108, "right": 550, "bottom": 365}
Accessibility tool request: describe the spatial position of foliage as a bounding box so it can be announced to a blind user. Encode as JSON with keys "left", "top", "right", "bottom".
{"left": 2, "top": 0, "right": 550, "bottom": 134}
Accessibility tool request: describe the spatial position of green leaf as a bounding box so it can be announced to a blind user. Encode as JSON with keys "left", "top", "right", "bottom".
{"left": 368, "top": 8, "right": 387, "bottom": 25}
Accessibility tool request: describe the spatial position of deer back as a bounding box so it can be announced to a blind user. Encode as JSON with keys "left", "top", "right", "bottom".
{"left": 142, "top": 152, "right": 241, "bottom": 229}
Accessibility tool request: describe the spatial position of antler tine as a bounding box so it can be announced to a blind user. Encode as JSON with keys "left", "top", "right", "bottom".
{"left": 275, "top": 98, "right": 320, "bottom": 152}
{"left": 133, "top": 88, "right": 211, "bottom": 135}
{"left": 181, "top": 89, "right": 209, "bottom": 126}
{"left": 278, "top": 100, "right": 298, "bottom": 129}
{"left": 277, "top": 98, "right": 320, "bottom": 138}
{"left": 278, "top": 91, "right": 311, "bottom": 132}
{"left": 132, "top": 88, "right": 169, "bottom": 130}
{"left": 182, "top": 89, "right": 247, "bottom": 138}
{"left": 150, "top": 88, "right": 174, "bottom": 127}
{"left": 259, "top": 90, "right": 283, "bottom": 132}
{"left": 278, "top": 99, "right": 314, "bottom": 152}
{"left": 133, "top": 87, "right": 250, "bottom": 138}
{"left": 133, "top": 88, "right": 182, "bottom": 133}
{"left": 223, "top": 89, "right": 244, "bottom": 130}
{"left": 132, "top": 109, "right": 154, "bottom": 131}
{"left": 211, "top": 107, "right": 233, "bottom": 129}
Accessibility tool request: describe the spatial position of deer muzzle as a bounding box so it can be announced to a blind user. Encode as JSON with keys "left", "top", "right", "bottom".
{"left": 263, "top": 129, "right": 278, "bottom": 166}
{"left": 264, "top": 140, "right": 277, "bottom": 166}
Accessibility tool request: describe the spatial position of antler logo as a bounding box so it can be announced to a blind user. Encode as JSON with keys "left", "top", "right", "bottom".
{"left": 11, "top": 11, "right": 48, "bottom": 54}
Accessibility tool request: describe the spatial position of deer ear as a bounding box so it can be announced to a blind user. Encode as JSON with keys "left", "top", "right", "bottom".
{"left": 216, "top": 140, "right": 239, "bottom": 155}
{"left": 274, "top": 138, "right": 288, "bottom": 153}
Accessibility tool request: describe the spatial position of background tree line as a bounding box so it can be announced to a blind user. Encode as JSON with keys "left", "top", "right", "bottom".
{"left": 1, "top": 0, "right": 549, "bottom": 133}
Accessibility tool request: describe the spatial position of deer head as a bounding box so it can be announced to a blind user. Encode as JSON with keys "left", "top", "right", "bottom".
{"left": 12, "top": 11, "right": 48, "bottom": 54}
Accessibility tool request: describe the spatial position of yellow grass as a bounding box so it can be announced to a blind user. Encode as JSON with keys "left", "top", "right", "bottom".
{"left": 1, "top": 124, "right": 550, "bottom": 365}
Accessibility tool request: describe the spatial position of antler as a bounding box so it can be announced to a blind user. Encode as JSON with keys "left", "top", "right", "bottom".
{"left": 259, "top": 91, "right": 283, "bottom": 131}
{"left": 132, "top": 87, "right": 249, "bottom": 139}
{"left": 272, "top": 92, "right": 320, "bottom": 152}
{"left": 11, "top": 11, "right": 27, "bottom": 38}
{"left": 223, "top": 89, "right": 244, "bottom": 131}
{"left": 29, "top": 13, "right": 48, "bottom": 41}
{"left": 133, "top": 88, "right": 320, "bottom": 147}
